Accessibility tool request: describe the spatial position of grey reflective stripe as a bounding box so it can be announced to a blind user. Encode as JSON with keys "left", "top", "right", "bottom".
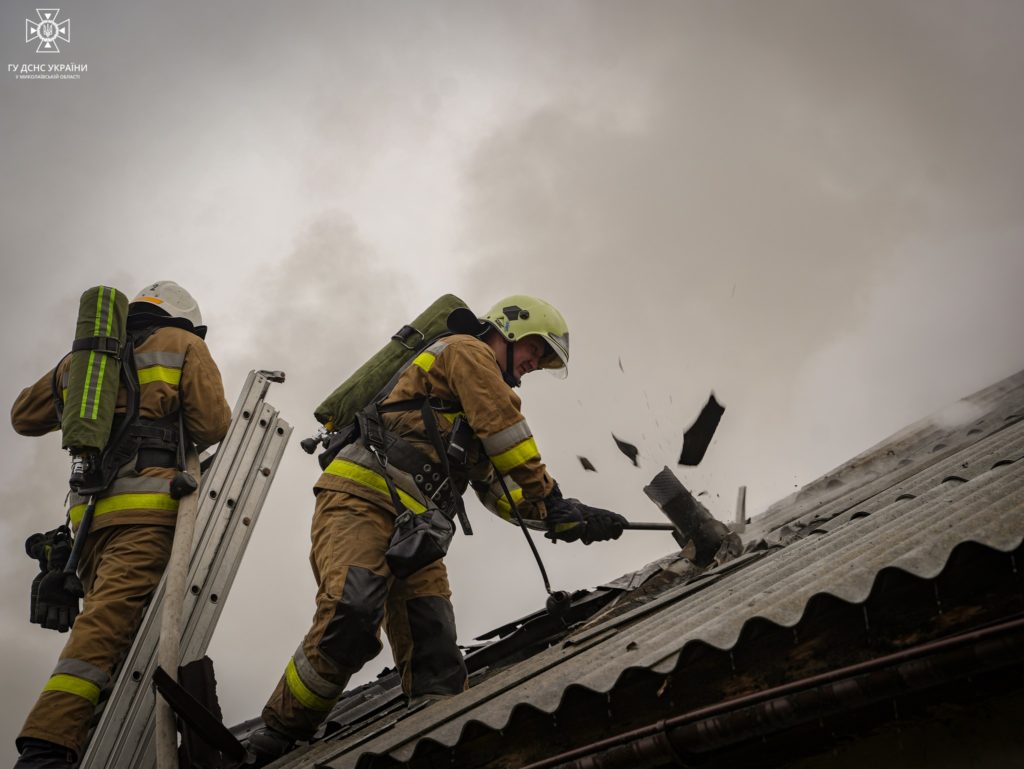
{"left": 52, "top": 658, "right": 110, "bottom": 688}
{"left": 134, "top": 351, "right": 185, "bottom": 369}
{"left": 425, "top": 340, "right": 449, "bottom": 356}
{"left": 69, "top": 474, "right": 172, "bottom": 507}
{"left": 292, "top": 645, "right": 345, "bottom": 701}
{"left": 480, "top": 418, "right": 534, "bottom": 457}
{"left": 335, "top": 443, "right": 431, "bottom": 508}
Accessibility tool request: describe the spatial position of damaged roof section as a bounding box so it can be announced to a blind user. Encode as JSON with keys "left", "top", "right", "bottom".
{"left": 263, "top": 369, "right": 1024, "bottom": 769}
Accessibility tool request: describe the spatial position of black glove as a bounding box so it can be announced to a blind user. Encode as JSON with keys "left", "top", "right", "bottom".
{"left": 577, "top": 504, "right": 627, "bottom": 544}
{"left": 30, "top": 571, "right": 45, "bottom": 624}
{"left": 35, "top": 570, "right": 81, "bottom": 632}
{"left": 26, "top": 532, "right": 48, "bottom": 624}
{"left": 544, "top": 493, "right": 628, "bottom": 545}
{"left": 544, "top": 494, "right": 586, "bottom": 543}
{"left": 25, "top": 527, "right": 79, "bottom": 632}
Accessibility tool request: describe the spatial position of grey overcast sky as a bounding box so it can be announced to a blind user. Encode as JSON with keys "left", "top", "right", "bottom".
{"left": 2, "top": 0, "right": 1023, "bottom": 758}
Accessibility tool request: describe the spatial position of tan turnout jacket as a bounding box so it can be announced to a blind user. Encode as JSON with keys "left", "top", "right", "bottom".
{"left": 316, "top": 333, "right": 556, "bottom": 524}
{"left": 11, "top": 325, "right": 232, "bottom": 531}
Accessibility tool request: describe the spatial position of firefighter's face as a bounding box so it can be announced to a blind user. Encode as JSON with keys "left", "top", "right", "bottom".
{"left": 509, "top": 336, "right": 548, "bottom": 384}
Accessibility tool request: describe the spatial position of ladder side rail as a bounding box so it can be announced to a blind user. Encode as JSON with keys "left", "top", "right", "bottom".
{"left": 183, "top": 407, "right": 291, "bottom": 657}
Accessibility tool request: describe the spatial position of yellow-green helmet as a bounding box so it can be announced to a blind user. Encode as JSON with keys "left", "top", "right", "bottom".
{"left": 480, "top": 295, "right": 570, "bottom": 377}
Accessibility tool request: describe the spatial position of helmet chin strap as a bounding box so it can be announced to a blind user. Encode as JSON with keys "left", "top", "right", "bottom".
{"left": 503, "top": 340, "right": 520, "bottom": 388}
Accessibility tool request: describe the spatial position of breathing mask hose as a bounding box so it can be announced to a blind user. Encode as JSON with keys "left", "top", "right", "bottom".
{"left": 494, "top": 470, "right": 555, "bottom": 595}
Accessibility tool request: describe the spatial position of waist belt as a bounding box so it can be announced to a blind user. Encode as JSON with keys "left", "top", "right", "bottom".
{"left": 136, "top": 448, "right": 178, "bottom": 469}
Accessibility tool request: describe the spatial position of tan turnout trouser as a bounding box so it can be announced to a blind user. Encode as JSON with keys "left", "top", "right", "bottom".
{"left": 262, "top": 489, "right": 467, "bottom": 740}
{"left": 18, "top": 524, "right": 174, "bottom": 757}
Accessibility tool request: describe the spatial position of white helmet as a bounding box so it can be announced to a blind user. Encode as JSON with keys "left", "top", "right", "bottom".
{"left": 130, "top": 281, "right": 206, "bottom": 337}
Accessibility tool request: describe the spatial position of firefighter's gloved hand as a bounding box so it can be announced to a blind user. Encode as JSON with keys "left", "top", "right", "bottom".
{"left": 577, "top": 504, "right": 628, "bottom": 544}
{"left": 544, "top": 494, "right": 628, "bottom": 545}
{"left": 35, "top": 571, "right": 81, "bottom": 632}
{"left": 543, "top": 492, "right": 585, "bottom": 543}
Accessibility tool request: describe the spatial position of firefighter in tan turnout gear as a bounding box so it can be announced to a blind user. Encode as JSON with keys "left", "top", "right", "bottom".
{"left": 11, "top": 282, "right": 232, "bottom": 769}
{"left": 246, "top": 295, "right": 628, "bottom": 764}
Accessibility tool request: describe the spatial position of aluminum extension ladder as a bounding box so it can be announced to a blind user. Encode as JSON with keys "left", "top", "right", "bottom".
{"left": 80, "top": 369, "right": 292, "bottom": 769}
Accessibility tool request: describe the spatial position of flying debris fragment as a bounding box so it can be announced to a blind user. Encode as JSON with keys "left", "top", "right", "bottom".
{"left": 618, "top": 356, "right": 624, "bottom": 373}
{"left": 612, "top": 434, "right": 640, "bottom": 467}
{"left": 578, "top": 456, "right": 597, "bottom": 472}
{"left": 679, "top": 393, "right": 725, "bottom": 466}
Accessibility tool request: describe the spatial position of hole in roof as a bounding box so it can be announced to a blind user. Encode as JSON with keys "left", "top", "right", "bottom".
{"left": 967, "top": 428, "right": 982, "bottom": 436}
{"left": 1006, "top": 415, "right": 1023, "bottom": 424}
{"left": 992, "top": 459, "right": 1016, "bottom": 470}
{"left": 941, "top": 475, "right": 967, "bottom": 485}
{"left": 895, "top": 493, "right": 916, "bottom": 502}
{"left": 933, "top": 444, "right": 948, "bottom": 452}
{"left": 898, "top": 459, "right": 912, "bottom": 467}
{"left": 851, "top": 511, "right": 871, "bottom": 519}
{"left": 826, "top": 478, "right": 843, "bottom": 488}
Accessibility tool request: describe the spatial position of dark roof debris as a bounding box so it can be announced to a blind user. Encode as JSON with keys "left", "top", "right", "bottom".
{"left": 577, "top": 456, "right": 597, "bottom": 472}
{"left": 679, "top": 392, "right": 725, "bottom": 466}
{"left": 611, "top": 433, "right": 640, "bottom": 466}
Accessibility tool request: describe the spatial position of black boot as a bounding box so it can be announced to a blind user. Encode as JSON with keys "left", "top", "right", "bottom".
{"left": 13, "top": 739, "right": 76, "bottom": 768}
{"left": 243, "top": 724, "right": 295, "bottom": 767}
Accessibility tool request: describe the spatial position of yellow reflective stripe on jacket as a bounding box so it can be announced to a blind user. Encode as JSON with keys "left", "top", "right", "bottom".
{"left": 324, "top": 459, "right": 427, "bottom": 514}
{"left": 69, "top": 493, "right": 179, "bottom": 526}
{"left": 285, "top": 658, "right": 336, "bottom": 712}
{"left": 43, "top": 674, "right": 101, "bottom": 705}
{"left": 412, "top": 340, "right": 450, "bottom": 374}
{"left": 481, "top": 419, "right": 534, "bottom": 456}
{"left": 492, "top": 486, "right": 524, "bottom": 522}
{"left": 489, "top": 436, "right": 540, "bottom": 474}
{"left": 413, "top": 351, "right": 436, "bottom": 372}
{"left": 137, "top": 365, "right": 182, "bottom": 385}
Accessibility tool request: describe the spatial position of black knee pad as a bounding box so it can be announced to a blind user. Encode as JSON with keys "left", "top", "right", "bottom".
{"left": 318, "top": 566, "right": 388, "bottom": 669}
{"left": 407, "top": 596, "right": 467, "bottom": 696}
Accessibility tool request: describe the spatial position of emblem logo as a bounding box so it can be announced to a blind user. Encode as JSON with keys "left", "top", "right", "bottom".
{"left": 26, "top": 9, "right": 70, "bottom": 53}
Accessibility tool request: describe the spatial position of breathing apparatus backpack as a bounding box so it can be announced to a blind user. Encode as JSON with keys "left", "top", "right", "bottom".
{"left": 303, "top": 293, "right": 470, "bottom": 462}
{"left": 60, "top": 286, "right": 130, "bottom": 493}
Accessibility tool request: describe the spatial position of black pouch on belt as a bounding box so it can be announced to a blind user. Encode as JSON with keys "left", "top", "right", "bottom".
{"left": 385, "top": 508, "right": 455, "bottom": 579}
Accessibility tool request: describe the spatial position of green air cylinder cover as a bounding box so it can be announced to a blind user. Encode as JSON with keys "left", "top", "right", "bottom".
{"left": 61, "top": 286, "right": 130, "bottom": 452}
{"left": 314, "top": 294, "right": 469, "bottom": 428}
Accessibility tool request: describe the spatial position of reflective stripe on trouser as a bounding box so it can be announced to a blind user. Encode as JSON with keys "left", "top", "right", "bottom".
{"left": 68, "top": 475, "right": 179, "bottom": 527}
{"left": 18, "top": 524, "right": 174, "bottom": 756}
{"left": 262, "top": 489, "right": 467, "bottom": 740}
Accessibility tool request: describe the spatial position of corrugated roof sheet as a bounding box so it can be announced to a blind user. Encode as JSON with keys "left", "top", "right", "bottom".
{"left": 278, "top": 369, "right": 1024, "bottom": 769}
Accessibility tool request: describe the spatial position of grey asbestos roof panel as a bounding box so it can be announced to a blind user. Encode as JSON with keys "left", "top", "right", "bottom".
{"left": 281, "top": 370, "right": 1024, "bottom": 769}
